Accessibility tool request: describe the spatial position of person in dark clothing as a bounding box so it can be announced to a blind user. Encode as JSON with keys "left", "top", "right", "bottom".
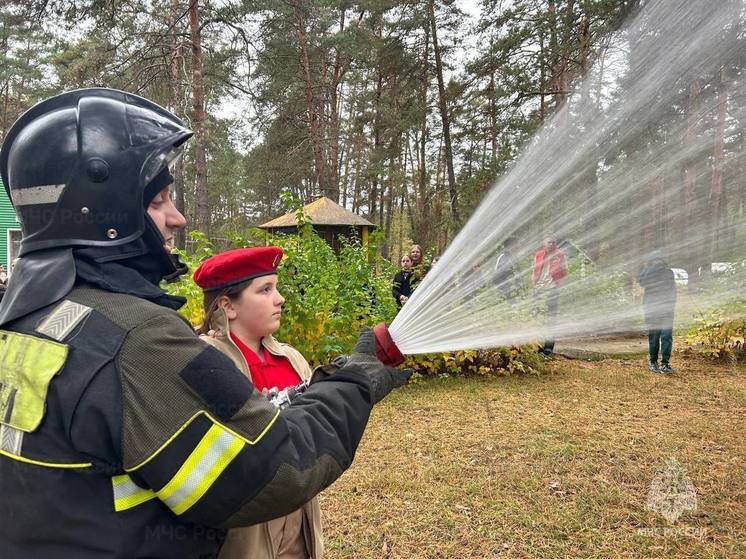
{"left": 638, "top": 251, "right": 677, "bottom": 373}
{"left": 392, "top": 254, "right": 413, "bottom": 308}
{"left": 0, "top": 88, "right": 411, "bottom": 559}
{"left": 493, "top": 237, "right": 517, "bottom": 302}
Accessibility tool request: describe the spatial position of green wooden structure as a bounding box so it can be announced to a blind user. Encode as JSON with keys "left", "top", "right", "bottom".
{"left": 0, "top": 178, "right": 21, "bottom": 269}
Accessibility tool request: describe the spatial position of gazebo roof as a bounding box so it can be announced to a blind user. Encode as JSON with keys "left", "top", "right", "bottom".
{"left": 258, "top": 196, "right": 375, "bottom": 229}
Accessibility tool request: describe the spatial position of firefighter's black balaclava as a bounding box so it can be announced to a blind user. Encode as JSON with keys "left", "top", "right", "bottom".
{"left": 0, "top": 88, "right": 193, "bottom": 325}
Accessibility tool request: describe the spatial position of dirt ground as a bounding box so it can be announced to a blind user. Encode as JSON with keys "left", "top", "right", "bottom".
{"left": 556, "top": 334, "right": 649, "bottom": 357}
{"left": 319, "top": 351, "right": 745, "bottom": 559}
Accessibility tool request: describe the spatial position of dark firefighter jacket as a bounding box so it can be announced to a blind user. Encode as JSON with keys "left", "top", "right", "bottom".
{"left": 0, "top": 284, "right": 373, "bottom": 558}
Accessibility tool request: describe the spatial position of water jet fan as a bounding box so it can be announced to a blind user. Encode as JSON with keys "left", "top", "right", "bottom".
{"left": 378, "top": 0, "right": 746, "bottom": 359}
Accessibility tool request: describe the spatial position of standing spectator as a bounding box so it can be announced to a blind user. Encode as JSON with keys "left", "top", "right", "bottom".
{"left": 392, "top": 254, "right": 413, "bottom": 308}
{"left": 410, "top": 244, "right": 423, "bottom": 267}
{"left": 493, "top": 237, "right": 517, "bottom": 301}
{"left": 532, "top": 237, "right": 567, "bottom": 354}
{"left": 638, "top": 251, "right": 677, "bottom": 374}
{"left": 409, "top": 244, "right": 428, "bottom": 292}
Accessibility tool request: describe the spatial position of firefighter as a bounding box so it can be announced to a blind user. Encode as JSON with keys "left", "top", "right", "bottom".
{"left": 0, "top": 88, "right": 410, "bottom": 558}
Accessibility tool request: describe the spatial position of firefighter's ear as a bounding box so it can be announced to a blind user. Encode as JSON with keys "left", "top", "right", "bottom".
{"left": 218, "top": 296, "right": 238, "bottom": 321}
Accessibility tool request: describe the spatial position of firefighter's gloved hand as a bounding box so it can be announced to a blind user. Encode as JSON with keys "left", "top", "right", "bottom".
{"left": 340, "top": 328, "right": 412, "bottom": 404}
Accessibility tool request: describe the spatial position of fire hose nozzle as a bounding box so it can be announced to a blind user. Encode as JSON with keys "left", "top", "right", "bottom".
{"left": 372, "top": 323, "right": 405, "bottom": 367}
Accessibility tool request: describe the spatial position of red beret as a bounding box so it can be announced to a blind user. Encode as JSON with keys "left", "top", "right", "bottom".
{"left": 193, "top": 246, "right": 284, "bottom": 292}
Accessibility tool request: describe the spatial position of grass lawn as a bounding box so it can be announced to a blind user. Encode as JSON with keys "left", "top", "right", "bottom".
{"left": 319, "top": 352, "right": 745, "bottom": 558}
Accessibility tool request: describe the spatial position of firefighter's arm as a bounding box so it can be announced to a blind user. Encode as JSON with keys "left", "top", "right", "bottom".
{"left": 117, "top": 314, "right": 374, "bottom": 528}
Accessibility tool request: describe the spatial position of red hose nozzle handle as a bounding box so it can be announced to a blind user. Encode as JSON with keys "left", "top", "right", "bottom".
{"left": 372, "top": 323, "right": 405, "bottom": 367}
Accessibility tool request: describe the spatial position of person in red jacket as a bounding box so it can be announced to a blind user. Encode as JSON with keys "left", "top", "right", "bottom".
{"left": 532, "top": 237, "right": 568, "bottom": 354}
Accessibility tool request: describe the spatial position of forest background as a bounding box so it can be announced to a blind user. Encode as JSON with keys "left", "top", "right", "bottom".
{"left": 1, "top": 0, "right": 648, "bottom": 261}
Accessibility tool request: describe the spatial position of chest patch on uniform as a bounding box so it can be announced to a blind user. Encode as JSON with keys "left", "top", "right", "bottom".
{"left": 0, "top": 330, "right": 69, "bottom": 433}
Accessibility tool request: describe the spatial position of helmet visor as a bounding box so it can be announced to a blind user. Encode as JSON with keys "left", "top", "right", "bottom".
{"left": 142, "top": 144, "right": 185, "bottom": 188}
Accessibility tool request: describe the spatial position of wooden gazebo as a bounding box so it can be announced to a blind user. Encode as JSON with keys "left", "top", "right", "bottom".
{"left": 257, "top": 196, "right": 376, "bottom": 253}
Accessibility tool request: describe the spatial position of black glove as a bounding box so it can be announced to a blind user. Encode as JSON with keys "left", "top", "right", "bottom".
{"left": 340, "top": 327, "right": 412, "bottom": 404}
{"left": 310, "top": 355, "right": 349, "bottom": 384}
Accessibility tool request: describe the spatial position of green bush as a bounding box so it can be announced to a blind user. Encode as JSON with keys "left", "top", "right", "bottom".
{"left": 272, "top": 226, "right": 398, "bottom": 364}
{"left": 404, "top": 345, "right": 543, "bottom": 378}
{"left": 165, "top": 217, "right": 397, "bottom": 366}
{"left": 680, "top": 264, "right": 746, "bottom": 360}
{"left": 684, "top": 309, "right": 746, "bottom": 361}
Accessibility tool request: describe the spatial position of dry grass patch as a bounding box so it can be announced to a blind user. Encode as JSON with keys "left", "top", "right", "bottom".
{"left": 319, "top": 353, "right": 746, "bottom": 558}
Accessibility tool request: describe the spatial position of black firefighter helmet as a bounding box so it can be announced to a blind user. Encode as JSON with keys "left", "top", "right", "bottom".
{"left": 0, "top": 88, "right": 193, "bottom": 256}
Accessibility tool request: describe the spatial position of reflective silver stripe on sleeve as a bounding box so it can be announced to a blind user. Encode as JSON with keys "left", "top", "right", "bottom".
{"left": 112, "top": 474, "right": 156, "bottom": 511}
{"left": 11, "top": 184, "right": 66, "bottom": 206}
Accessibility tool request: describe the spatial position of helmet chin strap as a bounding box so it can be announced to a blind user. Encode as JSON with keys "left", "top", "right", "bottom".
{"left": 163, "top": 249, "right": 188, "bottom": 283}
{"left": 69, "top": 213, "right": 188, "bottom": 289}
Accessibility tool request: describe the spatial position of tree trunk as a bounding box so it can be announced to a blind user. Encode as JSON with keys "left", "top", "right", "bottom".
{"left": 382, "top": 149, "right": 395, "bottom": 259}
{"left": 369, "top": 68, "right": 383, "bottom": 221}
{"left": 351, "top": 118, "right": 363, "bottom": 213}
{"left": 710, "top": 67, "right": 728, "bottom": 261}
{"left": 339, "top": 82, "right": 356, "bottom": 208}
{"left": 683, "top": 79, "right": 701, "bottom": 285}
{"left": 489, "top": 70, "right": 497, "bottom": 160}
{"left": 548, "top": 1, "right": 570, "bottom": 125}
{"left": 417, "top": 23, "right": 431, "bottom": 249}
{"left": 428, "top": 0, "right": 459, "bottom": 226}
{"left": 327, "top": 7, "right": 348, "bottom": 203}
{"left": 295, "top": 7, "right": 326, "bottom": 198}
{"left": 538, "top": 25, "right": 546, "bottom": 122}
{"left": 170, "top": 0, "right": 187, "bottom": 249}
{"left": 189, "top": 0, "right": 209, "bottom": 236}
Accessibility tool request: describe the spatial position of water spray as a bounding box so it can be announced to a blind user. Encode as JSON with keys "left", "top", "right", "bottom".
{"left": 381, "top": 0, "right": 746, "bottom": 357}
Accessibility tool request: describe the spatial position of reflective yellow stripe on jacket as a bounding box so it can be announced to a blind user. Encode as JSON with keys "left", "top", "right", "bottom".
{"left": 113, "top": 423, "right": 244, "bottom": 514}
{"left": 112, "top": 475, "right": 156, "bottom": 511}
{"left": 157, "top": 423, "right": 245, "bottom": 515}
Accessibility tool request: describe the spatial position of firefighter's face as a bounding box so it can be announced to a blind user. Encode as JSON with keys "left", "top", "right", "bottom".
{"left": 147, "top": 186, "right": 187, "bottom": 253}
{"left": 224, "top": 274, "right": 285, "bottom": 339}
